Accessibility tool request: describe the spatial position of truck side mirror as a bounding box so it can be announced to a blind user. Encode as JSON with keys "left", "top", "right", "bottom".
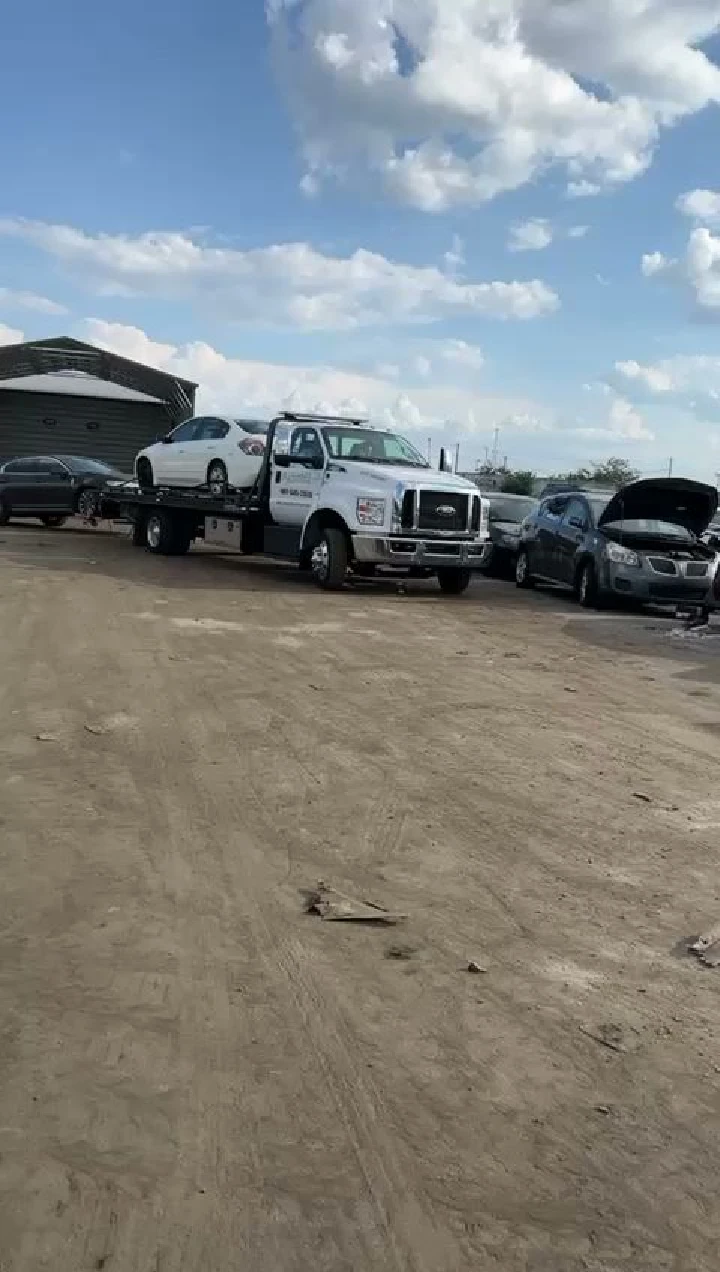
{"left": 274, "top": 453, "right": 291, "bottom": 468}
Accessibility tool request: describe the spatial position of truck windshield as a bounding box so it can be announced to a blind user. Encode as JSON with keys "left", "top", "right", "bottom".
{"left": 321, "top": 428, "right": 429, "bottom": 467}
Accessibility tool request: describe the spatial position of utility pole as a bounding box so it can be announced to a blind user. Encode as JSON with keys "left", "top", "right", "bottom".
{"left": 454, "top": 442, "right": 460, "bottom": 473}
{"left": 491, "top": 426, "right": 500, "bottom": 468}
{"left": 668, "top": 456, "right": 673, "bottom": 477}
{"left": 427, "top": 436, "right": 432, "bottom": 463}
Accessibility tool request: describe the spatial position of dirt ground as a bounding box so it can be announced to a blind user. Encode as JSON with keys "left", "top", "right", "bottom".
{"left": 1, "top": 522, "right": 720, "bottom": 1272}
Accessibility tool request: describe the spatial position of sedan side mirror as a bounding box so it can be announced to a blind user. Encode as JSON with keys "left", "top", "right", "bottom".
{"left": 160, "top": 434, "right": 173, "bottom": 444}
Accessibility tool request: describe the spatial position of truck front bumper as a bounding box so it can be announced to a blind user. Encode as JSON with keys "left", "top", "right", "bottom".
{"left": 352, "top": 534, "right": 491, "bottom": 569}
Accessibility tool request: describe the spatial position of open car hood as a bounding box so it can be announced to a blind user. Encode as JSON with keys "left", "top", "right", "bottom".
{"left": 598, "top": 478, "right": 718, "bottom": 538}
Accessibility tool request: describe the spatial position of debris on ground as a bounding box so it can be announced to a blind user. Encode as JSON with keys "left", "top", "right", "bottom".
{"left": 579, "top": 1023, "right": 627, "bottom": 1054}
{"left": 303, "top": 884, "right": 405, "bottom": 925}
{"left": 467, "top": 960, "right": 487, "bottom": 975}
{"left": 35, "top": 732, "right": 61, "bottom": 743}
{"left": 385, "top": 943, "right": 416, "bottom": 960}
{"left": 688, "top": 926, "right": 720, "bottom": 967}
{"left": 632, "top": 792, "right": 652, "bottom": 804}
{"left": 84, "top": 723, "right": 106, "bottom": 736}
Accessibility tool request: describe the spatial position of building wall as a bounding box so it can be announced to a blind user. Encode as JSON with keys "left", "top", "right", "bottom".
{"left": 0, "top": 391, "right": 170, "bottom": 469}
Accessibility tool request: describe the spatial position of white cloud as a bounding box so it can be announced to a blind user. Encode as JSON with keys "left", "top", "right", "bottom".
{"left": 641, "top": 250, "right": 674, "bottom": 278}
{"left": 676, "top": 188, "right": 720, "bottom": 225}
{"left": 614, "top": 353, "right": 720, "bottom": 423}
{"left": 439, "top": 339, "right": 484, "bottom": 371}
{"left": 443, "top": 234, "right": 465, "bottom": 275}
{"left": 567, "top": 225, "right": 589, "bottom": 240}
{"left": 413, "top": 354, "right": 431, "bottom": 377}
{"left": 268, "top": 0, "right": 720, "bottom": 210}
{"left": 0, "top": 217, "right": 558, "bottom": 328}
{"left": 508, "top": 219, "right": 553, "bottom": 253}
{"left": 82, "top": 319, "right": 548, "bottom": 439}
{"left": 574, "top": 396, "right": 654, "bottom": 442}
{"left": 0, "top": 322, "right": 23, "bottom": 346}
{"left": 0, "top": 288, "right": 67, "bottom": 315}
{"left": 642, "top": 227, "right": 720, "bottom": 313}
{"left": 566, "top": 180, "right": 602, "bottom": 199}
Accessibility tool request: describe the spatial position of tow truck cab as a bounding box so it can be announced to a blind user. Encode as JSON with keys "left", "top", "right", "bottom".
{"left": 109, "top": 412, "right": 491, "bottom": 593}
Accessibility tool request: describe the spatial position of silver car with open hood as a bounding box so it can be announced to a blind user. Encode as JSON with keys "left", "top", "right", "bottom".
{"left": 516, "top": 477, "right": 719, "bottom": 608}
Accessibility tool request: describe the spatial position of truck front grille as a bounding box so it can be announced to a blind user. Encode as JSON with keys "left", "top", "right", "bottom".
{"left": 400, "top": 489, "right": 415, "bottom": 529}
{"left": 418, "top": 491, "right": 469, "bottom": 533}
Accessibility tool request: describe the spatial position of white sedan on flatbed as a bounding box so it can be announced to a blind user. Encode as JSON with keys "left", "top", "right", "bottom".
{"left": 135, "top": 416, "right": 268, "bottom": 494}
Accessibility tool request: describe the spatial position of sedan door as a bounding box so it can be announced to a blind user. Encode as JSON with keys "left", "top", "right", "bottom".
{"left": 0, "top": 459, "right": 46, "bottom": 509}
{"left": 156, "top": 418, "right": 204, "bottom": 484}
{"left": 534, "top": 497, "right": 568, "bottom": 578}
{"left": 35, "top": 459, "right": 75, "bottom": 511}
{"left": 555, "top": 497, "right": 590, "bottom": 585}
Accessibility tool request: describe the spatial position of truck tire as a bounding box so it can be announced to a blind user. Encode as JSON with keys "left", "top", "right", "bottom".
{"left": 437, "top": 568, "right": 472, "bottom": 595}
{"left": 311, "top": 527, "right": 348, "bottom": 590}
{"left": 145, "top": 510, "right": 191, "bottom": 556}
{"left": 40, "top": 515, "right": 67, "bottom": 528}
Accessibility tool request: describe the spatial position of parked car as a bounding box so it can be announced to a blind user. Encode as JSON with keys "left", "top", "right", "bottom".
{"left": 135, "top": 416, "right": 269, "bottom": 494}
{"left": 515, "top": 478, "right": 719, "bottom": 608}
{"left": 479, "top": 492, "right": 538, "bottom": 575}
{"left": 702, "top": 519, "right": 720, "bottom": 551}
{"left": 0, "top": 454, "right": 131, "bottom": 526}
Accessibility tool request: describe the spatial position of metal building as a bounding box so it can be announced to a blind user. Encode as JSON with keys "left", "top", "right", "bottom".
{"left": 0, "top": 337, "right": 197, "bottom": 470}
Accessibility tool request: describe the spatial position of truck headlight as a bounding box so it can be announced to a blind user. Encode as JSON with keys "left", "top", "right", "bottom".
{"left": 606, "top": 542, "right": 640, "bottom": 567}
{"left": 356, "top": 498, "right": 386, "bottom": 526}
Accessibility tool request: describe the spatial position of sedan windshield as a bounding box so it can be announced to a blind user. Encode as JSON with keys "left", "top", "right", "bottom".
{"left": 487, "top": 496, "right": 537, "bottom": 523}
{"left": 59, "top": 456, "right": 118, "bottom": 475}
{"left": 321, "top": 427, "right": 428, "bottom": 467}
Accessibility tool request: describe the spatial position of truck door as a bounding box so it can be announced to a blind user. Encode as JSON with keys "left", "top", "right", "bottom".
{"left": 269, "top": 425, "right": 326, "bottom": 526}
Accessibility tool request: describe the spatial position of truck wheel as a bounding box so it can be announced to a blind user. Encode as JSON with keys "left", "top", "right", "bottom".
{"left": 437, "top": 568, "right": 472, "bottom": 595}
{"left": 311, "top": 527, "right": 348, "bottom": 590}
{"left": 40, "top": 515, "right": 67, "bottom": 528}
{"left": 145, "top": 510, "right": 190, "bottom": 556}
{"left": 137, "top": 458, "right": 154, "bottom": 491}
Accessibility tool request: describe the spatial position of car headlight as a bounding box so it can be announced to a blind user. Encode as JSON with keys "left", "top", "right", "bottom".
{"left": 356, "top": 497, "right": 386, "bottom": 527}
{"left": 606, "top": 541, "right": 640, "bottom": 567}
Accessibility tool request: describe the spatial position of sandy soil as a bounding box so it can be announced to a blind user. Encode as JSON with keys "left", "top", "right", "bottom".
{"left": 1, "top": 523, "right": 719, "bottom": 1271}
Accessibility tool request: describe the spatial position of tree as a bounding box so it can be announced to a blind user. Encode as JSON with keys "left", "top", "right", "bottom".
{"left": 500, "top": 470, "right": 535, "bottom": 495}
{"left": 548, "top": 457, "right": 640, "bottom": 490}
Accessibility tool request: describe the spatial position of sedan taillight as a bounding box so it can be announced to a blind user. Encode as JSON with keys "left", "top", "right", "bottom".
{"left": 238, "top": 437, "right": 266, "bottom": 456}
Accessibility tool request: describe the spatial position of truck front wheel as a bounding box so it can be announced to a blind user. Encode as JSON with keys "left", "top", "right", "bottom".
{"left": 311, "top": 527, "right": 348, "bottom": 590}
{"left": 145, "top": 510, "right": 191, "bottom": 556}
{"left": 437, "top": 567, "right": 472, "bottom": 595}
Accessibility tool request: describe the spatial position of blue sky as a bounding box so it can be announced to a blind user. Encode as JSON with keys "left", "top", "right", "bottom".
{"left": 2, "top": 0, "right": 720, "bottom": 476}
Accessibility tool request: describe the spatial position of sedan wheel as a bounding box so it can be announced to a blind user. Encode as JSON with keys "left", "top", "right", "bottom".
{"left": 76, "top": 489, "right": 98, "bottom": 519}
{"left": 577, "top": 560, "right": 599, "bottom": 608}
{"left": 207, "top": 461, "right": 228, "bottom": 497}
{"left": 515, "top": 548, "right": 534, "bottom": 589}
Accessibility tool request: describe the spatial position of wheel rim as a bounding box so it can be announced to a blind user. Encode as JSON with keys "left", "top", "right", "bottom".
{"left": 208, "top": 464, "right": 226, "bottom": 491}
{"left": 579, "top": 567, "right": 589, "bottom": 602}
{"left": 147, "top": 515, "right": 162, "bottom": 549}
{"left": 311, "top": 539, "right": 329, "bottom": 580}
{"left": 516, "top": 552, "right": 527, "bottom": 583}
{"left": 78, "top": 491, "right": 96, "bottom": 517}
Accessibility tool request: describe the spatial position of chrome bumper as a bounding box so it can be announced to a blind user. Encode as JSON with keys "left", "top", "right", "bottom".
{"left": 352, "top": 533, "right": 490, "bottom": 568}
